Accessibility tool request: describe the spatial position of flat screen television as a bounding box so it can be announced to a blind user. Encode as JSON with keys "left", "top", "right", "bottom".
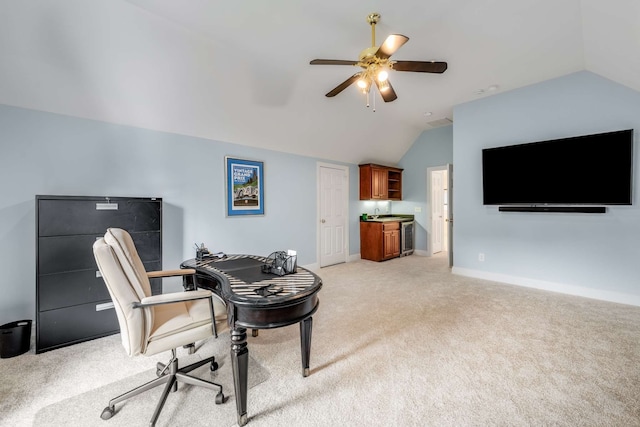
{"left": 482, "top": 129, "right": 633, "bottom": 206}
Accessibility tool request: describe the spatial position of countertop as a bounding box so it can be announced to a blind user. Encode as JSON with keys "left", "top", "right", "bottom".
{"left": 360, "top": 215, "right": 414, "bottom": 223}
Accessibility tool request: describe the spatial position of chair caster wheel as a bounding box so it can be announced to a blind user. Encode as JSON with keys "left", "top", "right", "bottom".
{"left": 210, "top": 361, "right": 219, "bottom": 372}
{"left": 215, "top": 392, "right": 224, "bottom": 404}
{"left": 101, "top": 406, "right": 115, "bottom": 420}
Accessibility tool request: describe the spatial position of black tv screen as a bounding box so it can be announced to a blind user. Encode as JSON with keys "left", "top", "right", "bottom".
{"left": 482, "top": 129, "right": 633, "bottom": 205}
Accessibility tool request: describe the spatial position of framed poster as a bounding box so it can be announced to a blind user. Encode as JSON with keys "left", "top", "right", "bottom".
{"left": 225, "top": 157, "right": 264, "bottom": 216}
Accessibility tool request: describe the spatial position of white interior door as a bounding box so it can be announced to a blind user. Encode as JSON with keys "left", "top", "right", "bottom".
{"left": 319, "top": 164, "right": 348, "bottom": 267}
{"left": 447, "top": 163, "right": 453, "bottom": 267}
{"left": 431, "top": 170, "right": 444, "bottom": 253}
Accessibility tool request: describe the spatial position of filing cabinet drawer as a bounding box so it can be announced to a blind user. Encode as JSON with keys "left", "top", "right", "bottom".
{"left": 38, "top": 232, "right": 160, "bottom": 275}
{"left": 38, "top": 260, "right": 161, "bottom": 311}
{"left": 37, "top": 301, "right": 120, "bottom": 350}
{"left": 38, "top": 198, "right": 161, "bottom": 237}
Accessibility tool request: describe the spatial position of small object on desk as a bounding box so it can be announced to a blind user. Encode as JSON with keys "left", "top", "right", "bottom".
{"left": 254, "top": 284, "right": 283, "bottom": 297}
{"left": 195, "top": 242, "right": 212, "bottom": 260}
{"left": 261, "top": 250, "right": 297, "bottom": 276}
{"left": 286, "top": 250, "right": 297, "bottom": 273}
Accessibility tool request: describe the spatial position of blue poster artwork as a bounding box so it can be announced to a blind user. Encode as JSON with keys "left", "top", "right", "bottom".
{"left": 226, "top": 157, "right": 264, "bottom": 216}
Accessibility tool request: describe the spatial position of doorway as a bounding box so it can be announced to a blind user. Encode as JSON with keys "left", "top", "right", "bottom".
{"left": 427, "top": 164, "right": 453, "bottom": 267}
{"left": 317, "top": 163, "right": 349, "bottom": 267}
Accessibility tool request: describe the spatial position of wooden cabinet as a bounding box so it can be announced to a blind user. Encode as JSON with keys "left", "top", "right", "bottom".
{"left": 387, "top": 168, "right": 402, "bottom": 200}
{"left": 383, "top": 224, "right": 401, "bottom": 259}
{"left": 36, "top": 195, "right": 162, "bottom": 353}
{"left": 371, "top": 167, "right": 388, "bottom": 199}
{"left": 360, "top": 221, "right": 401, "bottom": 261}
{"left": 359, "top": 164, "right": 403, "bottom": 200}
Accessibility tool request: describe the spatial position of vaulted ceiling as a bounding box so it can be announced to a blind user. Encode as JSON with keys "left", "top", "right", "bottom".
{"left": 1, "top": 1, "right": 638, "bottom": 164}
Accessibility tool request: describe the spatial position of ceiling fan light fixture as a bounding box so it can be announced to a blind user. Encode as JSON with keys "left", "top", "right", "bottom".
{"left": 357, "top": 77, "right": 372, "bottom": 93}
{"left": 378, "top": 79, "right": 390, "bottom": 92}
{"left": 309, "top": 12, "right": 448, "bottom": 105}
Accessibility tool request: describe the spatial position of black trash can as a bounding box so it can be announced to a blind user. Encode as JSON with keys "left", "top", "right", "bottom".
{"left": 0, "top": 319, "right": 32, "bottom": 358}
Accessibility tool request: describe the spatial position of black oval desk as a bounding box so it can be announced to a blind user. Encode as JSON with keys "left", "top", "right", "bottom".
{"left": 181, "top": 255, "right": 322, "bottom": 426}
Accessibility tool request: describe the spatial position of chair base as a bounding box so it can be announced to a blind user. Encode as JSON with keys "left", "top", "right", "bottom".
{"left": 100, "top": 349, "right": 224, "bottom": 426}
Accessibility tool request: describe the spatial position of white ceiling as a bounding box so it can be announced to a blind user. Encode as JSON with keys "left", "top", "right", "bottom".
{"left": 1, "top": 0, "right": 639, "bottom": 164}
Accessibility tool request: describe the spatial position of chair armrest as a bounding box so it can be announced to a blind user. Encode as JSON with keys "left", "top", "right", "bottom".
{"left": 146, "top": 268, "right": 196, "bottom": 279}
{"left": 133, "top": 289, "right": 212, "bottom": 309}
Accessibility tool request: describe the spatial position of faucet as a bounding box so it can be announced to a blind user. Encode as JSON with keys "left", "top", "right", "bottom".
{"left": 374, "top": 207, "right": 380, "bottom": 218}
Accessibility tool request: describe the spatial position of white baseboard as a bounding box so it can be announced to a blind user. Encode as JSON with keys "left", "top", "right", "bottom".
{"left": 302, "top": 262, "right": 320, "bottom": 271}
{"left": 303, "top": 253, "right": 361, "bottom": 271}
{"left": 452, "top": 267, "right": 640, "bottom": 307}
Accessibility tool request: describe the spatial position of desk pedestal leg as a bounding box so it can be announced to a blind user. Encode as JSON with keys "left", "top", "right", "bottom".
{"left": 231, "top": 327, "right": 248, "bottom": 426}
{"left": 300, "top": 316, "right": 313, "bottom": 377}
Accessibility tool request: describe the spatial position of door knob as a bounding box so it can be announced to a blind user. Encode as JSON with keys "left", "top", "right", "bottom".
{"left": 321, "top": 219, "right": 326, "bottom": 223}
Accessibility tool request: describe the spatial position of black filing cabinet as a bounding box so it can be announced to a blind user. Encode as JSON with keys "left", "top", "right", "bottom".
{"left": 36, "top": 195, "right": 162, "bottom": 353}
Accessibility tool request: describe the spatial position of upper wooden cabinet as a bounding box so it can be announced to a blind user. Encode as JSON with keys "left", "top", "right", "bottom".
{"left": 359, "top": 163, "right": 403, "bottom": 200}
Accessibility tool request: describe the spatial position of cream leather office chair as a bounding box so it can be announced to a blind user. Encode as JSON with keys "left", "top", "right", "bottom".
{"left": 93, "top": 228, "right": 227, "bottom": 426}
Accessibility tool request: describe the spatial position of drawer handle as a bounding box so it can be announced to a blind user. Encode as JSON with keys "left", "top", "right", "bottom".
{"left": 95, "top": 270, "right": 102, "bottom": 278}
{"left": 96, "top": 302, "right": 114, "bottom": 311}
{"left": 96, "top": 202, "right": 118, "bottom": 210}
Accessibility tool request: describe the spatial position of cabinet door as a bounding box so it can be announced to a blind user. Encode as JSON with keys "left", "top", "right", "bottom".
{"left": 383, "top": 231, "right": 394, "bottom": 258}
{"left": 360, "top": 222, "right": 383, "bottom": 261}
{"left": 390, "top": 230, "right": 401, "bottom": 257}
{"left": 383, "top": 230, "right": 401, "bottom": 258}
{"left": 372, "top": 167, "right": 388, "bottom": 199}
{"left": 382, "top": 222, "right": 401, "bottom": 259}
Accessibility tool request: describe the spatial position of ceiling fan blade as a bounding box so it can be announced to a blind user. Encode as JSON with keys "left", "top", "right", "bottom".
{"left": 375, "top": 79, "right": 398, "bottom": 103}
{"left": 393, "top": 61, "right": 448, "bottom": 73}
{"left": 375, "top": 34, "right": 409, "bottom": 60}
{"left": 310, "top": 59, "right": 359, "bottom": 66}
{"left": 326, "top": 73, "right": 361, "bottom": 97}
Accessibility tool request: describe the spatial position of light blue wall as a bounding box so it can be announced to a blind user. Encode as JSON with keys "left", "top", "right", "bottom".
{"left": 452, "top": 71, "right": 640, "bottom": 304}
{"left": 0, "top": 104, "right": 358, "bottom": 324}
{"left": 394, "top": 125, "right": 453, "bottom": 252}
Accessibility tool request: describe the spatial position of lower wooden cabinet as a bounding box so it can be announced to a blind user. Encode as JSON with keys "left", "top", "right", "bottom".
{"left": 360, "top": 221, "right": 401, "bottom": 261}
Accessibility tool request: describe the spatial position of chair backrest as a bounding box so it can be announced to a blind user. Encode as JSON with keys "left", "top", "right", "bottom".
{"left": 93, "top": 228, "right": 154, "bottom": 356}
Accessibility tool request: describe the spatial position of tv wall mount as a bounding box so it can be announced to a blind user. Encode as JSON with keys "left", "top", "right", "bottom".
{"left": 498, "top": 206, "right": 606, "bottom": 213}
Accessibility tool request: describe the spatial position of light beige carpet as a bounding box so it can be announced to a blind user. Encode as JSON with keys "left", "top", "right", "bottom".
{"left": 33, "top": 348, "right": 268, "bottom": 427}
{"left": 2, "top": 254, "right": 640, "bottom": 426}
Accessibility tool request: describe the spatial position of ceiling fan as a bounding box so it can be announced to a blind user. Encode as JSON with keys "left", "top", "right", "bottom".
{"left": 310, "top": 12, "right": 447, "bottom": 104}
